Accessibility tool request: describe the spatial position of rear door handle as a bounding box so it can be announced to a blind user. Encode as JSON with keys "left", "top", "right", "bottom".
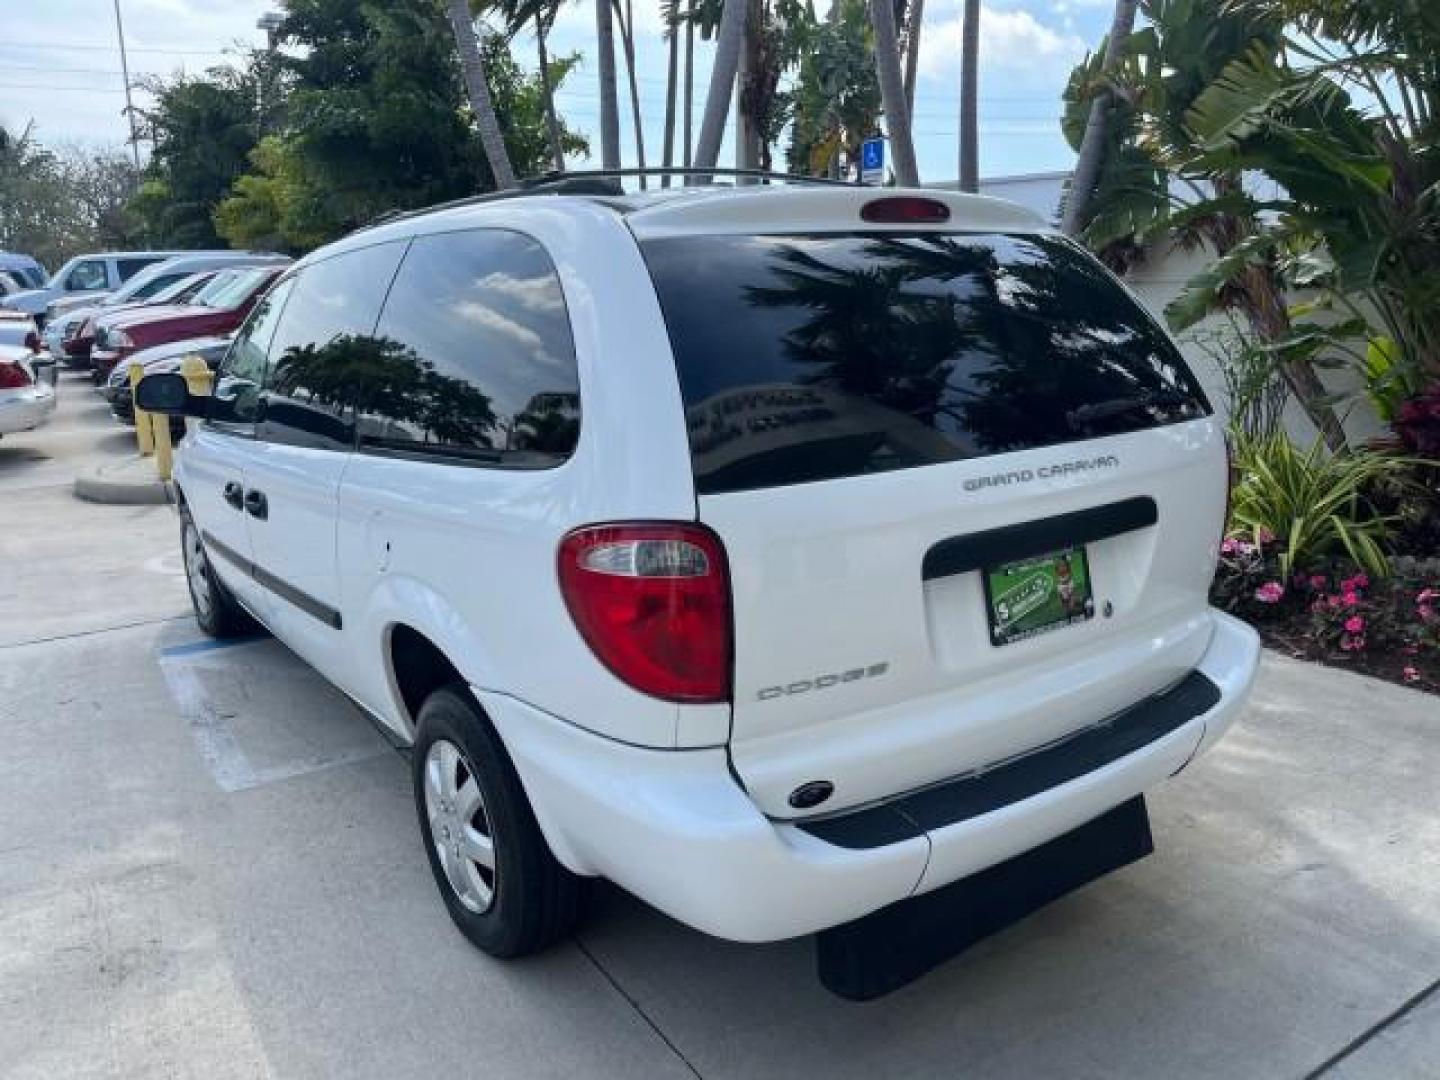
{"left": 223, "top": 481, "right": 244, "bottom": 510}
{"left": 244, "top": 488, "right": 268, "bottom": 520}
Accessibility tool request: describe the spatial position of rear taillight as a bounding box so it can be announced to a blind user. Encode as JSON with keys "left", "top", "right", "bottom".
{"left": 558, "top": 523, "right": 731, "bottom": 703}
{"left": 0, "top": 361, "right": 32, "bottom": 389}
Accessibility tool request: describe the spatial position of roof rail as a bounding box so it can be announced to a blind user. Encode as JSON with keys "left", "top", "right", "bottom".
{"left": 353, "top": 167, "right": 857, "bottom": 233}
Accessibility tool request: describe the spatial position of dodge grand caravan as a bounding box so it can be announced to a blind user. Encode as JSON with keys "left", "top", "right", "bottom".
{"left": 137, "top": 177, "right": 1261, "bottom": 960}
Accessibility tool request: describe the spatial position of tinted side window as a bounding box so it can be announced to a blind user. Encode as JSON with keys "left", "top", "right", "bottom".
{"left": 116, "top": 257, "right": 159, "bottom": 282}
{"left": 643, "top": 232, "right": 1210, "bottom": 494}
{"left": 209, "top": 277, "right": 295, "bottom": 429}
{"left": 259, "top": 242, "right": 407, "bottom": 451}
{"left": 361, "top": 229, "right": 580, "bottom": 467}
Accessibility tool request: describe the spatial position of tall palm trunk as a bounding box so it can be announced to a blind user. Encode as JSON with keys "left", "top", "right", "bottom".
{"left": 445, "top": 0, "right": 516, "bottom": 190}
{"left": 957, "top": 0, "right": 979, "bottom": 191}
{"left": 735, "top": 0, "right": 762, "bottom": 177}
{"left": 1061, "top": 0, "right": 1137, "bottom": 234}
{"left": 870, "top": 0, "right": 919, "bottom": 184}
{"left": 535, "top": 13, "right": 565, "bottom": 172}
{"left": 662, "top": 14, "right": 680, "bottom": 187}
{"left": 595, "top": 0, "right": 621, "bottom": 168}
{"left": 615, "top": 0, "right": 648, "bottom": 187}
{"left": 903, "top": 0, "right": 923, "bottom": 120}
{"left": 683, "top": 0, "right": 695, "bottom": 167}
{"left": 692, "top": 0, "right": 748, "bottom": 176}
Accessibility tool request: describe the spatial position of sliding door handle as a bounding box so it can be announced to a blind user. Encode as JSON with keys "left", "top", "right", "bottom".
{"left": 223, "top": 481, "right": 244, "bottom": 510}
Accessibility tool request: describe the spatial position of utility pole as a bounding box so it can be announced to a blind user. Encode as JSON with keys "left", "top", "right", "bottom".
{"left": 112, "top": 0, "right": 141, "bottom": 170}
{"left": 256, "top": 12, "right": 284, "bottom": 137}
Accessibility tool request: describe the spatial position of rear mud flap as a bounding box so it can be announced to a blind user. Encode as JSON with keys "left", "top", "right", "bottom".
{"left": 815, "top": 796, "right": 1153, "bottom": 1001}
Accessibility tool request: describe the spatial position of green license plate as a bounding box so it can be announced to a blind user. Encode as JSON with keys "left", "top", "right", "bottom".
{"left": 984, "top": 546, "right": 1095, "bottom": 646}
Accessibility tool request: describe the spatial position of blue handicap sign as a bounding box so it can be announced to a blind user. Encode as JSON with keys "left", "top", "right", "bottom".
{"left": 861, "top": 138, "right": 885, "bottom": 172}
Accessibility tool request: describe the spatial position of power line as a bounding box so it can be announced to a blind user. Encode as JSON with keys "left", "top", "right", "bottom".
{"left": 0, "top": 39, "right": 237, "bottom": 55}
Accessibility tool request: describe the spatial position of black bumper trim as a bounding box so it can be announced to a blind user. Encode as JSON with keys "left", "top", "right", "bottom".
{"left": 797, "top": 669, "right": 1219, "bottom": 850}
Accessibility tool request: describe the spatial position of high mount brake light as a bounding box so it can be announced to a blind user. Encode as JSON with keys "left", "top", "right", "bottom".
{"left": 558, "top": 523, "right": 732, "bottom": 704}
{"left": 861, "top": 197, "right": 951, "bottom": 224}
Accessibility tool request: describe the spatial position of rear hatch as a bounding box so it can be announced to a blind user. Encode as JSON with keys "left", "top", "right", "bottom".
{"left": 634, "top": 194, "right": 1226, "bottom": 819}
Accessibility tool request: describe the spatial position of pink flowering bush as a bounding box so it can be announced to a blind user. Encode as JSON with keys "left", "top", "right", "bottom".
{"left": 1300, "top": 571, "right": 1440, "bottom": 659}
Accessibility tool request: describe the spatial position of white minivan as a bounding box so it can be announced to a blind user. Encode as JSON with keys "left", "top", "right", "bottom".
{"left": 138, "top": 177, "right": 1261, "bottom": 961}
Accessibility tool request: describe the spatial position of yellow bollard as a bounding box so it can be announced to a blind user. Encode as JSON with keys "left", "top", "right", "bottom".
{"left": 153, "top": 400, "right": 174, "bottom": 480}
{"left": 179, "top": 352, "right": 214, "bottom": 397}
{"left": 129, "top": 362, "right": 155, "bottom": 456}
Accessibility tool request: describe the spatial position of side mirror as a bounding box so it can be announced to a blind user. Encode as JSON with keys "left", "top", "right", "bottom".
{"left": 135, "top": 372, "right": 202, "bottom": 417}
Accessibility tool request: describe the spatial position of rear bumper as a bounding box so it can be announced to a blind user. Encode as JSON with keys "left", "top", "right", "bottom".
{"left": 0, "top": 386, "right": 57, "bottom": 434}
{"left": 485, "top": 610, "right": 1260, "bottom": 943}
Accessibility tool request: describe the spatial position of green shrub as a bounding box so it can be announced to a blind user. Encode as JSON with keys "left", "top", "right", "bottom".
{"left": 1228, "top": 434, "right": 1416, "bottom": 578}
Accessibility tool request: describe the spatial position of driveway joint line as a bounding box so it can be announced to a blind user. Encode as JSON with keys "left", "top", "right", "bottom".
{"left": 1304, "top": 975, "right": 1440, "bottom": 1078}
{"left": 0, "top": 613, "right": 191, "bottom": 650}
{"left": 575, "top": 934, "right": 704, "bottom": 1079}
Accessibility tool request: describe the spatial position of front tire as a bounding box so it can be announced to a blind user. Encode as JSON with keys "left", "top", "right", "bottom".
{"left": 179, "top": 504, "right": 256, "bottom": 638}
{"left": 413, "top": 685, "right": 585, "bottom": 957}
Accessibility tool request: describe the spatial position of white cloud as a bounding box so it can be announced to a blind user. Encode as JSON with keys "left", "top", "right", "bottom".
{"left": 918, "top": 4, "right": 1086, "bottom": 82}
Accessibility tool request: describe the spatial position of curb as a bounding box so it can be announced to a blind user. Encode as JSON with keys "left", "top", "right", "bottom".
{"left": 73, "top": 457, "right": 172, "bottom": 506}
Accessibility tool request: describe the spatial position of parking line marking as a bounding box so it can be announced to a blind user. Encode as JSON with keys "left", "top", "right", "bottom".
{"left": 159, "top": 636, "right": 267, "bottom": 658}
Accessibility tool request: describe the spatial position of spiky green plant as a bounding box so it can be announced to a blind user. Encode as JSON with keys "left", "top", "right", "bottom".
{"left": 1228, "top": 433, "right": 1422, "bottom": 577}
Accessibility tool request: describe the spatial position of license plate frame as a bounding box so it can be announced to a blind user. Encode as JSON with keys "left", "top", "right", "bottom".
{"left": 984, "top": 545, "right": 1095, "bottom": 646}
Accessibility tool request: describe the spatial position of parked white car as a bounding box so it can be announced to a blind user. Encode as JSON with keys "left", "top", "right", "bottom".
{"left": 0, "top": 250, "right": 193, "bottom": 324}
{"left": 137, "top": 179, "right": 1261, "bottom": 958}
{"left": 0, "top": 327, "right": 57, "bottom": 437}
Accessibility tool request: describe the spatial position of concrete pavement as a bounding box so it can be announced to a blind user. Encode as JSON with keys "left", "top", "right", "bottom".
{"left": 1, "top": 372, "right": 1438, "bottom": 1078}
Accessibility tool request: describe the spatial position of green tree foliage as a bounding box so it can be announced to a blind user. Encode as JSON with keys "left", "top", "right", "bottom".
{"left": 787, "top": 0, "right": 880, "bottom": 177}
{"left": 215, "top": 0, "right": 586, "bottom": 252}
{"left": 129, "top": 67, "right": 266, "bottom": 248}
{"left": 0, "top": 126, "right": 142, "bottom": 268}
{"left": 267, "top": 0, "right": 481, "bottom": 240}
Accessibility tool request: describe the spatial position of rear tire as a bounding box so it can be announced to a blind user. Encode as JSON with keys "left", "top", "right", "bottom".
{"left": 412, "top": 684, "right": 585, "bottom": 957}
{"left": 179, "top": 503, "right": 257, "bottom": 639}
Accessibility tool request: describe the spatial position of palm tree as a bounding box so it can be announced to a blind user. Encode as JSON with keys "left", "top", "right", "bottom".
{"left": 692, "top": 0, "right": 748, "bottom": 174}
{"left": 683, "top": 0, "right": 696, "bottom": 167}
{"left": 613, "top": 0, "right": 648, "bottom": 185}
{"left": 534, "top": 11, "right": 566, "bottom": 171}
{"left": 957, "top": 0, "right": 978, "bottom": 191}
{"left": 662, "top": 7, "right": 680, "bottom": 185}
{"left": 1061, "top": 0, "right": 1137, "bottom": 234}
{"left": 869, "top": 0, "right": 918, "bottom": 184}
{"left": 1059, "top": 0, "right": 1349, "bottom": 451}
{"left": 445, "top": 0, "right": 517, "bottom": 189}
{"left": 595, "top": 0, "right": 621, "bottom": 167}
{"left": 902, "top": 0, "right": 923, "bottom": 120}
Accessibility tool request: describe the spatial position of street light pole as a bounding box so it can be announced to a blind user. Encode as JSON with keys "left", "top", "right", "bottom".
{"left": 112, "top": 0, "right": 140, "bottom": 169}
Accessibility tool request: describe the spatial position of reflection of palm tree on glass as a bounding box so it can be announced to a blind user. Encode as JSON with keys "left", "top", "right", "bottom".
{"left": 270, "top": 334, "right": 498, "bottom": 448}
{"left": 511, "top": 391, "right": 580, "bottom": 453}
{"left": 744, "top": 241, "right": 973, "bottom": 427}
{"left": 741, "top": 235, "right": 1200, "bottom": 453}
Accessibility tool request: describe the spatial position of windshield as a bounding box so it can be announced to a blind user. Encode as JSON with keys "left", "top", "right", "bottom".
{"left": 150, "top": 273, "right": 211, "bottom": 305}
{"left": 194, "top": 267, "right": 270, "bottom": 311}
{"left": 643, "top": 232, "right": 1210, "bottom": 495}
{"left": 109, "top": 265, "right": 171, "bottom": 303}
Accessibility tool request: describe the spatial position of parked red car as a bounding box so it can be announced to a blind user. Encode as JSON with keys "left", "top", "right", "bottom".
{"left": 90, "top": 265, "right": 287, "bottom": 383}
{"left": 69, "top": 271, "right": 219, "bottom": 374}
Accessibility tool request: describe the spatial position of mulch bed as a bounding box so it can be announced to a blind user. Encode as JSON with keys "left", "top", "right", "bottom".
{"left": 1251, "top": 617, "right": 1440, "bottom": 695}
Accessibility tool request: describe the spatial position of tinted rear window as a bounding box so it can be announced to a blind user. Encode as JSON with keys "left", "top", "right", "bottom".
{"left": 642, "top": 233, "right": 1209, "bottom": 495}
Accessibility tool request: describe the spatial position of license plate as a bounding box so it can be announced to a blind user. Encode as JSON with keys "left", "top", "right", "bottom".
{"left": 984, "top": 546, "right": 1094, "bottom": 646}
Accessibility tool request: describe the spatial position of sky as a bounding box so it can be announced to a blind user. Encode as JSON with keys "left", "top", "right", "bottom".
{"left": 0, "top": 0, "right": 1114, "bottom": 183}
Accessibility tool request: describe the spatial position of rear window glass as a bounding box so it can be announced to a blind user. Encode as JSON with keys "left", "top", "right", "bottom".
{"left": 642, "top": 233, "right": 1210, "bottom": 495}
